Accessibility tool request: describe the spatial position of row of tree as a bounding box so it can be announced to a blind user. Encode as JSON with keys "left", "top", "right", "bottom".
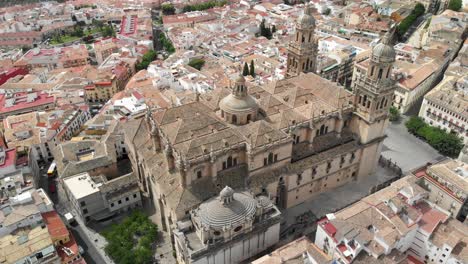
{"left": 396, "top": 2, "right": 425, "bottom": 38}
{"left": 182, "top": 0, "right": 228, "bottom": 12}
{"left": 405, "top": 116, "right": 463, "bottom": 158}
{"left": 242, "top": 61, "right": 255, "bottom": 77}
{"left": 162, "top": 0, "right": 228, "bottom": 15}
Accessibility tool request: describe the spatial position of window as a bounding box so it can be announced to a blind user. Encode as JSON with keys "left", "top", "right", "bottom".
{"left": 268, "top": 153, "right": 274, "bottom": 164}
{"left": 297, "top": 174, "right": 302, "bottom": 184}
{"left": 378, "top": 68, "right": 383, "bottom": 79}
{"left": 197, "top": 170, "right": 202, "bottom": 179}
{"left": 126, "top": 197, "right": 129, "bottom": 201}
{"left": 214, "top": 231, "right": 221, "bottom": 236}
{"left": 232, "top": 115, "right": 237, "bottom": 124}
{"left": 80, "top": 201, "right": 86, "bottom": 206}
{"left": 133, "top": 194, "right": 137, "bottom": 198}
{"left": 234, "top": 226, "right": 242, "bottom": 232}
{"left": 82, "top": 208, "right": 88, "bottom": 214}
{"left": 118, "top": 200, "right": 122, "bottom": 204}
{"left": 111, "top": 203, "right": 114, "bottom": 207}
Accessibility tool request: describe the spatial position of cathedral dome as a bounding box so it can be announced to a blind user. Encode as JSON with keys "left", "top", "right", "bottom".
{"left": 219, "top": 93, "right": 258, "bottom": 113}
{"left": 297, "top": 4, "right": 315, "bottom": 27}
{"left": 198, "top": 189, "right": 257, "bottom": 229}
{"left": 372, "top": 42, "right": 396, "bottom": 63}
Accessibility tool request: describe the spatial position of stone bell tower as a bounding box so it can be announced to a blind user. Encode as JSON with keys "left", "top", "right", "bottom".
{"left": 286, "top": 3, "right": 318, "bottom": 77}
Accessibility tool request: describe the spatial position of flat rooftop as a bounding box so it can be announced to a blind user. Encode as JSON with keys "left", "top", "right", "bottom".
{"left": 63, "top": 173, "right": 101, "bottom": 200}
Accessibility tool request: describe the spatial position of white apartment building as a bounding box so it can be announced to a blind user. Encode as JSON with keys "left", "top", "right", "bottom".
{"left": 63, "top": 172, "right": 141, "bottom": 223}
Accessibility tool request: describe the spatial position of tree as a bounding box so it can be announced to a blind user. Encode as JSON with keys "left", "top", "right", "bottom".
{"left": 323, "top": 7, "right": 331, "bottom": 15}
{"left": 405, "top": 116, "right": 425, "bottom": 135}
{"left": 73, "top": 26, "right": 84, "bottom": 37}
{"left": 259, "top": 19, "right": 272, "bottom": 39}
{"left": 250, "top": 60, "right": 255, "bottom": 77}
{"left": 136, "top": 50, "right": 157, "bottom": 71}
{"left": 397, "top": 2, "right": 425, "bottom": 38}
{"left": 389, "top": 106, "right": 400, "bottom": 122}
{"left": 102, "top": 25, "right": 115, "bottom": 37}
{"left": 448, "top": 0, "right": 462, "bottom": 10}
{"left": 242, "top": 62, "right": 249, "bottom": 76}
{"left": 161, "top": 3, "right": 175, "bottom": 15}
{"left": 188, "top": 58, "right": 205, "bottom": 70}
{"left": 103, "top": 211, "right": 158, "bottom": 264}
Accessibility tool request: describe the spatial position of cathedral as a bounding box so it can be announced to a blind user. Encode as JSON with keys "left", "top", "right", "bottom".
{"left": 122, "top": 4, "right": 397, "bottom": 243}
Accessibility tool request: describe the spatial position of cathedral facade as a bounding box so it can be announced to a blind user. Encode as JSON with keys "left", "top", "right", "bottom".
{"left": 122, "top": 6, "right": 397, "bottom": 238}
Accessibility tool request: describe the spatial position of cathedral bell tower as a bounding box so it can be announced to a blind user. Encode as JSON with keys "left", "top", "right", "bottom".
{"left": 353, "top": 29, "right": 396, "bottom": 133}
{"left": 286, "top": 3, "right": 318, "bottom": 78}
{"left": 350, "top": 28, "right": 397, "bottom": 179}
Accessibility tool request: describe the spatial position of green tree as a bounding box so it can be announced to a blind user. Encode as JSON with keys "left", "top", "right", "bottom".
{"left": 161, "top": 3, "right": 175, "bottom": 15}
{"left": 73, "top": 26, "right": 84, "bottom": 37}
{"left": 405, "top": 116, "right": 425, "bottom": 135}
{"left": 448, "top": 0, "right": 462, "bottom": 10}
{"left": 103, "top": 211, "right": 158, "bottom": 264}
{"left": 102, "top": 25, "right": 115, "bottom": 37}
{"left": 397, "top": 2, "right": 425, "bottom": 38}
{"left": 242, "top": 62, "right": 249, "bottom": 76}
{"left": 259, "top": 19, "right": 272, "bottom": 39}
{"left": 136, "top": 50, "right": 157, "bottom": 71}
{"left": 250, "top": 60, "right": 255, "bottom": 77}
{"left": 188, "top": 58, "right": 205, "bottom": 70}
{"left": 389, "top": 106, "right": 400, "bottom": 122}
{"left": 323, "top": 7, "right": 331, "bottom": 15}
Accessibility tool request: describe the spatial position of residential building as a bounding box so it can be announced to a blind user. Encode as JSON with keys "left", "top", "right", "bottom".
{"left": 14, "top": 45, "right": 89, "bottom": 70}
{"left": 0, "top": 90, "right": 55, "bottom": 120}
{"left": 173, "top": 186, "right": 281, "bottom": 264}
{"left": 3, "top": 105, "right": 91, "bottom": 163}
{"left": 94, "top": 38, "right": 120, "bottom": 65}
{"left": 63, "top": 171, "right": 141, "bottom": 223}
{"left": 0, "top": 188, "right": 53, "bottom": 237}
{"left": 0, "top": 225, "right": 61, "bottom": 264}
{"left": 252, "top": 236, "right": 332, "bottom": 264}
{"left": 42, "top": 211, "right": 86, "bottom": 264}
{"left": 413, "top": 159, "right": 468, "bottom": 222}
{"left": 419, "top": 42, "right": 468, "bottom": 143}
{"left": 314, "top": 171, "right": 467, "bottom": 264}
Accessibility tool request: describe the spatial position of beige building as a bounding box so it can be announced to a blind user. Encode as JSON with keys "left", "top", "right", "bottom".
{"left": 122, "top": 24, "right": 398, "bottom": 237}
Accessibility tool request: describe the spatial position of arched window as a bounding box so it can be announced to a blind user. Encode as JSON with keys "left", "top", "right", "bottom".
{"left": 227, "top": 156, "right": 233, "bottom": 168}
{"left": 325, "top": 126, "right": 329, "bottom": 134}
{"left": 378, "top": 68, "right": 383, "bottom": 79}
{"left": 320, "top": 124, "right": 325, "bottom": 135}
{"left": 358, "top": 95, "right": 362, "bottom": 104}
{"left": 380, "top": 98, "right": 385, "bottom": 109}
{"left": 232, "top": 115, "right": 237, "bottom": 124}
{"left": 386, "top": 67, "right": 391, "bottom": 78}
{"left": 302, "top": 36, "right": 305, "bottom": 43}
{"left": 363, "top": 95, "right": 367, "bottom": 106}
{"left": 384, "top": 98, "right": 388, "bottom": 107}
{"left": 296, "top": 33, "right": 299, "bottom": 41}
{"left": 370, "top": 66, "right": 375, "bottom": 76}
{"left": 306, "top": 58, "right": 310, "bottom": 70}
{"left": 268, "top": 153, "right": 274, "bottom": 164}
{"left": 308, "top": 33, "right": 312, "bottom": 42}
{"left": 247, "top": 114, "right": 252, "bottom": 122}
